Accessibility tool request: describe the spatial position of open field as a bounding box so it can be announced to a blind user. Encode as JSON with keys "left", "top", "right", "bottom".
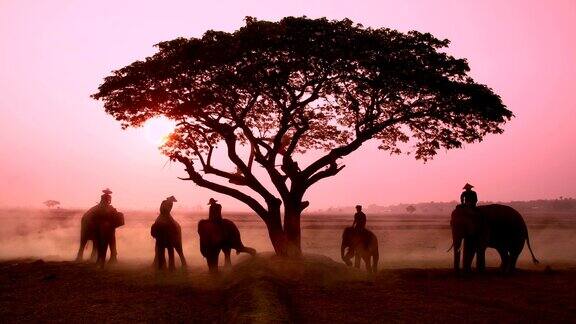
{"left": 1, "top": 208, "right": 575, "bottom": 268}
{"left": 1, "top": 209, "right": 575, "bottom": 322}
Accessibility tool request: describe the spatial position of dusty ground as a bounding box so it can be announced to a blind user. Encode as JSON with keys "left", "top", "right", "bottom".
{"left": 1, "top": 209, "right": 575, "bottom": 322}
{"left": 1, "top": 256, "right": 575, "bottom": 323}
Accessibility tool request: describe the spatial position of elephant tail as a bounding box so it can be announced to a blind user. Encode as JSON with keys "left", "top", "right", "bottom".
{"left": 526, "top": 234, "right": 539, "bottom": 264}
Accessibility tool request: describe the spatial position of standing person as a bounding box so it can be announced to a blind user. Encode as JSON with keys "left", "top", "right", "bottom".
{"left": 208, "top": 198, "right": 222, "bottom": 222}
{"left": 460, "top": 183, "right": 478, "bottom": 207}
{"left": 352, "top": 205, "right": 367, "bottom": 231}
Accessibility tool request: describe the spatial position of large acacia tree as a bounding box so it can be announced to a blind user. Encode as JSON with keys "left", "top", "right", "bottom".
{"left": 93, "top": 17, "right": 512, "bottom": 256}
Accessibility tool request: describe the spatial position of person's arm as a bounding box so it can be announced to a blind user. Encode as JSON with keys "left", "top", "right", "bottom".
{"left": 460, "top": 192, "right": 465, "bottom": 204}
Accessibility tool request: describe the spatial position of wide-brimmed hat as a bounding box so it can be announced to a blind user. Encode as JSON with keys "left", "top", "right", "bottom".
{"left": 462, "top": 183, "right": 474, "bottom": 190}
{"left": 166, "top": 196, "right": 177, "bottom": 203}
{"left": 207, "top": 198, "right": 218, "bottom": 205}
{"left": 102, "top": 188, "right": 112, "bottom": 194}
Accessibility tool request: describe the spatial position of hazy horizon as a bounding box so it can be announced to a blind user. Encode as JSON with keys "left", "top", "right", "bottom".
{"left": 2, "top": 197, "right": 573, "bottom": 214}
{"left": 1, "top": 0, "right": 575, "bottom": 211}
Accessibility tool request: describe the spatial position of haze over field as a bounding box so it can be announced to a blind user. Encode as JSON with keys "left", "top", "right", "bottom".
{"left": 1, "top": 208, "right": 575, "bottom": 270}
{"left": 1, "top": 0, "right": 575, "bottom": 211}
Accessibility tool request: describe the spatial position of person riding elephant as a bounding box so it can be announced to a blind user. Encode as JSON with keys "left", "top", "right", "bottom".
{"left": 460, "top": 183, "right": 478, "bottom": 207}
{"left": 352, "top": 205, "right": 367, "bottom": 230}
{"left": 450, "top": 204, "right": 539, "bottom": 273}
{"left": 207, "top": 198, "right": 222, "bottom": 222}
{"left": 198, "top": 200, "right": 256, "bottom": 273}
{"left": 341, "top": 226, "right": 379, "bottom": 273}
{"left": 76, "top": 189, "right": 125, "bottom": 267}
{"left": 151, "top": 196, "right": 187, "bottom": 271}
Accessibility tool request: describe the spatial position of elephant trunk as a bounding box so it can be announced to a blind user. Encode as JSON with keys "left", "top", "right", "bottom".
{"left": 236, "top": 246, "right": 256, "bottom": 256}
{"left": 340, "top": 228, "right": 353, "bottom": 266}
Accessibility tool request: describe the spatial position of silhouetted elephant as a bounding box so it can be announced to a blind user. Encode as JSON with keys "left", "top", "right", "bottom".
{"left": 151, "top": 197, "right": 186, "bottom": 271}
{"left": 76, "top": 207, "right": 124, "bottom": 267}
{"left": 197, "top": 219, "right": 256, "bottom": 273}
{"left": 76, "top": 196, "right": 124, "bottom": 268}
{"left": 341, "top": 226, "right": 379, "bottom": 273}
{"left": 450, "top": 204, "right": 539, "bottom": 273}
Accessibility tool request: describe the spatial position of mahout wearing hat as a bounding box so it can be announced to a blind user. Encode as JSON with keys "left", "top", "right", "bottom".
{"left": 463, "top": 183, "right": 474, "bottom": 190}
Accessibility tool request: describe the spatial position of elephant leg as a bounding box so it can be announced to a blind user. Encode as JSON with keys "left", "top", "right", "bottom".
{"left": 354, "top": 253, "right": 361, "bottom": 268}
{"left": 108, "top": 230, "right": 118, "bottom": 263}
{"left": 462, "top": 239, "right": 475, "bottom": 273}
{"left": 496, "top": 248, "right": 509, "bottom": 272}
{"left": 156, "top": 243, "right": 166, "bottom": 270}
{"left": 476, "top": 248, "right": 486, "bottom": 272}
{"left": 153, "top": 241, "right": 160, "bottom": 269}
{"left": 168, "top": 246, "right": 176, "bottom": 271}
{"left": 97, "top": 239, "right": 108, "bottom": 269}
{"left": 343, "top": 247, "right": 354, "bottom": 266}
{"left": 76, "top": 237, "right": 88, "bottom": 261}
{"left": 372, "top": 251, "right": 379, "bottom": 273}
{"left": 363, "top": 255, "right": 372, "bottom": 273}
{"left": 508, "top": 250, "right": 521, "bottom": 272}
{"left": 207, "top": 251, "right": 219, "bottom": 274}
{"left": 89, "top": 241, "right": 98, "bottom": 262}
{"left": 175, "top": 243, "right": 187, "bottom": 268}
{"left": 223, "top": 248, "right": 232, "bottom": 268}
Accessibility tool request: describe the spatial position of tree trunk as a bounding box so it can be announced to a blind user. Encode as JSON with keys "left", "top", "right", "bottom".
{"left": 262, "top": 207, "right": 303, "bottom": 257}
{"left": 264, "top": 213, "right": 289, "bottom": 256}
{"left": 283, "top": 204, "right": 302, "bottom": 257}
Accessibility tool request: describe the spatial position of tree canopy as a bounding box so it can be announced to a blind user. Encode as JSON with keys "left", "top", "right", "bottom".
{"left": 92, "top": 16, "right": 512, "bottom": 255}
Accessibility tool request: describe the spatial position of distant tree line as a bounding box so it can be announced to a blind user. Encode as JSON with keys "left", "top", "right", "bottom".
{"left": 317, "top": 198, "right": 576, "bottom": 214}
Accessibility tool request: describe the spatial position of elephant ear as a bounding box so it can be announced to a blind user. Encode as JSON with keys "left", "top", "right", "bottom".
{"left": 115, "top": 212, "right": 125, "bottom": 227}
{"left": 151, "top": 223, "right": 159, "bottom": 238}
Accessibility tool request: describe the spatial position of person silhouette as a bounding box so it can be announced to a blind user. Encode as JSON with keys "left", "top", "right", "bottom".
{"left": 352, "top": 205, "right": 366, "bottom": 230}
{"left": 208, "top": 198, "right": 222, "bottom": 222}
{"left": 460, "top": 183, "right": 478, "bottom": 207}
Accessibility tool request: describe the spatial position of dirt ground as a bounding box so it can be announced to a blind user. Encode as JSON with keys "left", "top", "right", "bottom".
{"left": 1, "top": 256, "right": 575, "bottom": 323}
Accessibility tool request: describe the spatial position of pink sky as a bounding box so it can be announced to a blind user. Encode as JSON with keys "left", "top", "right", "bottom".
{"left": 0, "top": 0, "right": 575, "bottom": 211}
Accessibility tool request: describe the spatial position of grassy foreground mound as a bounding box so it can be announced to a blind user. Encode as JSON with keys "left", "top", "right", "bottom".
{"left": 1, "top": 256, "right": 575, "bottom": 323}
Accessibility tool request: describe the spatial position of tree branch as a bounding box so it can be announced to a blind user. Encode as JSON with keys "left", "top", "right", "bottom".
{"left": 305, "top": 161, "right": 346, "bottom": 188}
{"left": 223, "top": 135, "right": 281, "bottom": 204}
{"left": 175, "top": 155, "right": 269, "bottom": 217}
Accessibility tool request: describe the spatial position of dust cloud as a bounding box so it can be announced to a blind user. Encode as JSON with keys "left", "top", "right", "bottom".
{"left": 0, "top": 208, "right": 575, "bottom": 269}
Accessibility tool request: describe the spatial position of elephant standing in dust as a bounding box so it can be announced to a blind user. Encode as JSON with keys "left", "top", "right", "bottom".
{"left": 151, "top": 197, "right": 187, "bottom": 270}
{"left": 341, "top": 226, "right": 379, "bottom": 273}
{"left": 450, "top": 204, "right": 539, "bottom": 273}
{"left": 76, "top": 204, "right": 124, "bottom": 268}
{"left": 197, "top": 219, "right": 256, "bottom": 273}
